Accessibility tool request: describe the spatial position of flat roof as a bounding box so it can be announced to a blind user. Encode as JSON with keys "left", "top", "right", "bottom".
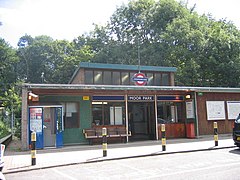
{"left": 23, "top": 83, "right": 240, "bottom": 93}
{"left": 79, "top": 62, "right": 177, "bottom": 72}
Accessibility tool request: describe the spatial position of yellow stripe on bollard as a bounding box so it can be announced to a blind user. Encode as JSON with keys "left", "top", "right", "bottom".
{"left": 31, "top": 132, "right": 36, "bottom": 141}
{"left": 102, "top": 128, "right": 107, "bottom": 157}
{"left": 214, "top": 122, "right": 218, "bottom": 146}
{"left": 162, "top": 138, "right": 166, "bottom": 145}
{"left": 31, "top": 150, "right": 36, "bottom": 158}
{"left": 161, "top": 124, "right": 166, "bottom": 151}
{"left": 31, "top": 132, "right": 36, "bottom": 165}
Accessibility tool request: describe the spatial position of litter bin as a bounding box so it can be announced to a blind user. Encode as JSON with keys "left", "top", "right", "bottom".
{"left": 186, "top": 123, "right": 195, "bottom": 138}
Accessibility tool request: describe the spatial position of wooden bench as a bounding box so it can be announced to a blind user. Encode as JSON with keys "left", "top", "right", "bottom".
{"left": 83, "top": 127, "right": 131, "bottom": 145}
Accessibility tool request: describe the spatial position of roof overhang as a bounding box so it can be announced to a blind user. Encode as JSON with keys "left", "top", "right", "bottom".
{"left": 22, "top": 83, "right": 240, "bottom": 93}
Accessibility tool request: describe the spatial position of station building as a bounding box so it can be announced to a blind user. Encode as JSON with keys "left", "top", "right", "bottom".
{"left": 21, "top": 62, "right": 237, "bottom": 149}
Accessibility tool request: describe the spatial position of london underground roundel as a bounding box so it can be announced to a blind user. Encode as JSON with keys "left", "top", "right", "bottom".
{"left": 132, "top": 73, "right": 148, "bottom": 86}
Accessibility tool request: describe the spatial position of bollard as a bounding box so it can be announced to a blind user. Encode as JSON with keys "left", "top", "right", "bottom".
{"left": 161, "top": 124, "right": 166, "bottom": 151}
{"left": 214, "top": 122, "right": 218, "bottom": 146}
{"left": 102, "top": 128, "right": 107, "bottom": 157}
{"left": 31, "top": 132, "right": 36, "bottom": 165}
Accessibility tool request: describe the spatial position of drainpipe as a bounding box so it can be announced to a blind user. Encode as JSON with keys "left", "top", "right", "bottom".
{"left": 194, "top": 92, "right": 199, "bottom": 137}
{"left": 155, "top": 94, "right": 159, "bottom": 140}
{"left": 125, "top": 94, "right": 129, "bottom": 143}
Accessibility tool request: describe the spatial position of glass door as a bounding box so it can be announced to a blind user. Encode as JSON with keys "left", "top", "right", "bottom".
{"left": 43, "top": 107, "right": 56, "bottom": 147}
{"left": 55, "top": 107, "right": 63, "bottom": 148}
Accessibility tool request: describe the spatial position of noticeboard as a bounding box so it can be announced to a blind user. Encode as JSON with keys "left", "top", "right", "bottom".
{"left": 30, "top": 108, "right": 43, "bottom": 133}
{"left": 227, "top": 101, "right": 240, "bottom": 120}
{"left": 186, "top": 100, "right": 194, "bottom": 119}
{"left": 206, "top": 101, "right": 225, "bottom": 120}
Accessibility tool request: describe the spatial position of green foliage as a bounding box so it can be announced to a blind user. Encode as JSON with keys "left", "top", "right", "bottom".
{"left": 17, "top": 35, "right": 94, "bottom": 83}
{"left": 1, "top": 0, "right": 240, "bottom": 88}
{"left": 0, "top": 38, "right": 19, "bottom": 96}
{"left": 87, "top": 0, "right": 240, "bottom": 87}
{"left": 0, "top": 120, "right": 10, "bottom": 139}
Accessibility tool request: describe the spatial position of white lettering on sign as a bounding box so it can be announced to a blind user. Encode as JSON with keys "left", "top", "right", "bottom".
{"left": 128, "top": 96, "right": 154, "bottom": 101}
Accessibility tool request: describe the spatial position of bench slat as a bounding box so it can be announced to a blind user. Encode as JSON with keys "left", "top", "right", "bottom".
{"left": 83, "top": 127, "right": 131, "bottom": 145}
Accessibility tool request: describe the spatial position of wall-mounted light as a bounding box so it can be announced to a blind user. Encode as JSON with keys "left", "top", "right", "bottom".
{"left": 28, "top": 92, "right": 39, "bottom": 101}
{"left": 185, "top": 94, "right": 191, "bottom": 99}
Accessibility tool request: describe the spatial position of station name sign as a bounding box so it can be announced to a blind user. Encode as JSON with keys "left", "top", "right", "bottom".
{"left": 128, "top": 96, "right": 154, "bottom": 101}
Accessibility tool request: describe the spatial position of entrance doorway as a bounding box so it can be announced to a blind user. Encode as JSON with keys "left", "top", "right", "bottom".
{"left": 128, "top": 102, "right": 155, "bottom": 140}
{"left": 29, "top": 106, "right": 63, "bottom": 149}
{"left": 43, "top": 107, "right": 56, "bottom": 147}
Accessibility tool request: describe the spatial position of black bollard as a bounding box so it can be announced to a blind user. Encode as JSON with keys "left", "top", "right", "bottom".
{"left": 31, "top": 132, "right": 36, "bottom": 165}
{"left": 161, "top": 124, "right": 166, "bottom": 151}
{"left": 102, "top": 128, "right": 107, "bottom": 157}
{"left": 214, "top": 122, "right": 218, "bottom": 146}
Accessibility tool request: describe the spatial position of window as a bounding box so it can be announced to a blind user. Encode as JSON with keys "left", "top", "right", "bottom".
{"left": 130, "top": 72, "right": 135, "bottom": 85}
{"left": 162, "top": 73, "right": 169, "bottom": 85}
{"left": 121, "top": 72, "right": 129, "bottom": 85}
{"left": 62, "top": 102, "right": 79, "bottom": 128}
{"left": 157, "top": 102, "right": 184, "bottom": 123}
{"left": 94, "top": 71, "right": 103, "bottom": 84}
{"left": 110, "top": 106, "right": 123, "bottom": 125}
{"left": 85, "top": 70, "right": 93, "bottom": 84}
{"left": 154, "top": 73, "right": 161, "bottom": 86}
{"left": 83, "top": 69, "right": 172, "bottom": 86}
{"left": 92, "top": 102, "right": 125, "bottom": 125}
{"left": 92, "top": 103, "right": 103, "bottom": 125}
{"left": 112, "top": 72, "right": 121, "bottom": 85}
{"left": 147, "top": 73, "right": 154, "bottom": 86}
{"left": 103, "top": 71, "right": 112, "bottom": 84}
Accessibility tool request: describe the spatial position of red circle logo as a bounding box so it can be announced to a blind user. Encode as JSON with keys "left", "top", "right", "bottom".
{"left": 132, "top": 73, "right": 148, "bottom": 86}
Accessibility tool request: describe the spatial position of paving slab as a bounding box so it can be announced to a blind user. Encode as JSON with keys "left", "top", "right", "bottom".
{"left": 2, "top": 134, "right": 235, "bottom": 174}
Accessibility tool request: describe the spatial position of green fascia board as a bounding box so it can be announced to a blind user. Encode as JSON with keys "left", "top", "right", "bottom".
{"left": 23, "top": 83, "right": 240, "bottom": 93}
{"left": 79, "top": 62, "right": 177, "bottom": 72}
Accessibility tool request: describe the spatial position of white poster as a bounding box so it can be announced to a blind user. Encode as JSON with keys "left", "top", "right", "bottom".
{"left": 110, "top": 107, "right": 123, "bottom": 125}
{"left": 30, "top": 108, "right": 43, "bottom": 132}
{"left": 206, "top": 101, "right": 225, "bottom": 120}
{"left": 186, "top": 101, "right": 194, "bottom": 119}
{"left": 227, "top": 101, "right": 240, "bottom": 120}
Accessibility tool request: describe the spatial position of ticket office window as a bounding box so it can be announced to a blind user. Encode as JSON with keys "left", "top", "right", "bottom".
{"left": 157, "top": 102, "right": 184, "bottom": 123}
{"left": 61, "top": 102, "right": 79, "bottom": 128}
{"left": 92, "top": 102, "right": 125, "bottom": 125}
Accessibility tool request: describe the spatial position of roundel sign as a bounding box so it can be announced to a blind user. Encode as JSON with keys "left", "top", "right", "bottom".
{"left": 132, "top": 72, "right": 148, "bottom": 86}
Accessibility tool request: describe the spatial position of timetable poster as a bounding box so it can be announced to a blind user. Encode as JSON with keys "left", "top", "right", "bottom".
{"left": 30, "top": 107, "right": 43, "bottom": 133}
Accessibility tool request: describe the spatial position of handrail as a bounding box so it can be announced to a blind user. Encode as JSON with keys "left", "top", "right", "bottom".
{"left": 0, "top": 134, "right": 12, "bottom": 147}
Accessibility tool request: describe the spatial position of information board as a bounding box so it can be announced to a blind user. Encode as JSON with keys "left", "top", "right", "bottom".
{"left": 227, "top": 101, "right": 240, "bottom": 120}
{"left": 206, "top": 101, "right": 225, "bottom": 120}
{"left": 30, "top": 108, "right": 43, "bottom": 132}
{"left": 186, "top": 100, "right": 194, "bottom": 119}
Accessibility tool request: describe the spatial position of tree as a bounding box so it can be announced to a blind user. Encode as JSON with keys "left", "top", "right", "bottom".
{"left": 0, "top": 38, "right": 19, "bottom": 96}
{"left": 1, "top": 85, "right": 21, "bottom": 135}
{"left": 87, "top": 0, "right": 240, "bottom": 87}
{"left": 17, "top": 35, "right": 95, "bottom": 84}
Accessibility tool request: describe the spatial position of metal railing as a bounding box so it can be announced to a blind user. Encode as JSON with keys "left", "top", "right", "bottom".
{"left": 0, "top": 134, "right": 12, "bottom": 147}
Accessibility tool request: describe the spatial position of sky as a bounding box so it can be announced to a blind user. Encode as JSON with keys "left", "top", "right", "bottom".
{"left": 0, "top": 0, "right": 240, "bottom": 47}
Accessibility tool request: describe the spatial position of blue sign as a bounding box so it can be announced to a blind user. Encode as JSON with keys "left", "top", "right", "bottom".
{"left": 157, "top": 96, "right": 184, "bottom": 101}
{"left": 93, "top": 96, "right": 125, "bottom": 101}
{"left": 128, "top": 96, "right": 154, "bottom": 101}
